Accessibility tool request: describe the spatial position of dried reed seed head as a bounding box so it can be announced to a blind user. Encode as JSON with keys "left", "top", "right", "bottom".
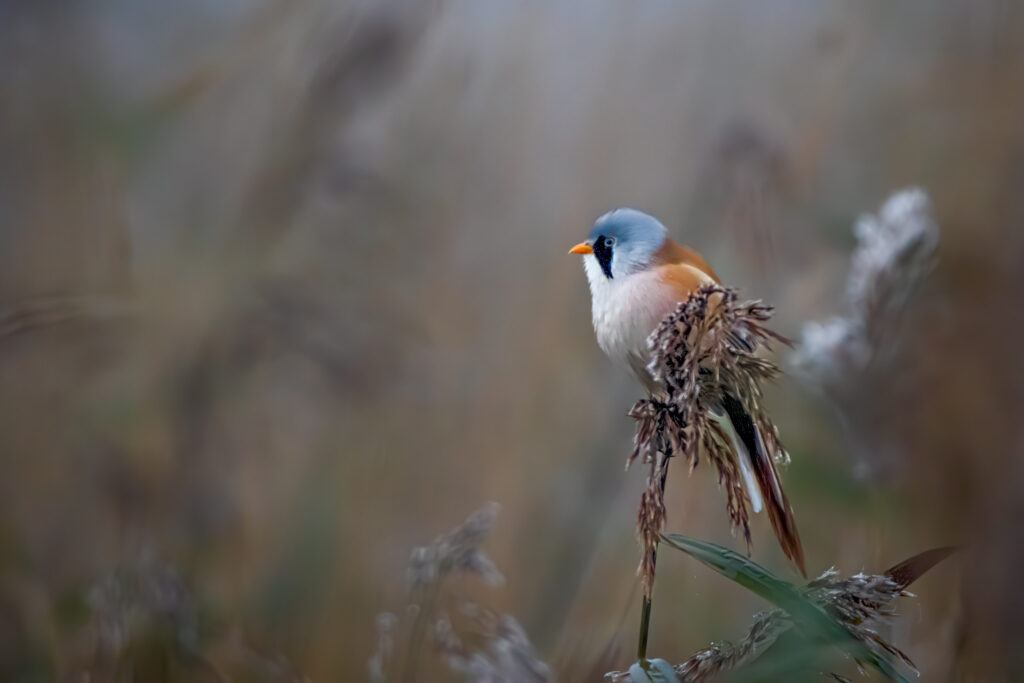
{"left": 407, "top": 502, "right": 504, "bottom": 590}
{"left": 608, "top": 563, "right": 922, "bottom": 682}
{"left": 439, "top": 609, "right": 552, "bottom": 683}
{"left": 86, "top": 554, "right": 199, "bottom": 657}
{"left": 673, "top": 609, "right": 793, "bottom": 682}
{"left": 629, "top": 401, "right": 684, "bottom": 592}
{"left": 793, "top": 188, "right": 938, "bottom": 389}
{"left": 433, "top": 613, "right": 464, "bottom": 659}
{"left": 646, "top": 286, "right": 787, "bottom": 448}
{"left": 848, "top": 188, "right": 938, "bottom": 314}
{"left": 791, "top": 189, "right": 939, "bottom": 481}
{"left": 637, "top": 466, "right": 669, "bottom": 597}
{"left": 633, "top": 285, "right": 788, "bottom": 549}
{"left": 807, "top": 568, "right": 908, "bottom": 626}
{"left": 486, "top": 615, "right": 553, "bottom": 682}
{"left": 396, "top": 503, "right": 551, "bottom": 682}
{"left": 805, "top": 567, "right": 917, "bottom": 671}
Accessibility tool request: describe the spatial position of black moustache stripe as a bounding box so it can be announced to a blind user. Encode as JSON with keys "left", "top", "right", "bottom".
{"left": 593, "top": 236, "right": 613, "bottom": 279}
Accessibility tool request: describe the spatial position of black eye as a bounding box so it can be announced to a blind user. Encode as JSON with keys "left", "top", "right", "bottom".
{"left": 604, "top": 236, "right": 615, "bottom": 248}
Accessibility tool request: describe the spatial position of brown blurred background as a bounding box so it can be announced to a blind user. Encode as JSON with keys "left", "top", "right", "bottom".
{"left": 1, "top": 1, "right": 1023, "bottom": 680}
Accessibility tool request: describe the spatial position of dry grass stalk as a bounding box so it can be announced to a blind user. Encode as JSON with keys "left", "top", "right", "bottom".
{"left": 434, "top": 608, "right": 552, "bottom": 683}
{"left": 370, "top": 613, "right": 400, "bottom": 682}
{"left": 373, "top": 503, "right": 551, "bottom": 683}
{"left": 407, "top": 501, "right": 505, "bottom": 592}
{"left": 402, "top": 502, "right": 504, "bottom": 682}
{"left": 669, "top": 609, "right": 793, "bottom": 682}
{"left": 630, "top": 284, "right": 798, "bottom": 598}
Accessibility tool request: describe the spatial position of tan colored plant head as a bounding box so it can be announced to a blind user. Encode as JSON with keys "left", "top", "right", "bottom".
{"left": 630, "top": 284, "right": 802, "bottom": 594}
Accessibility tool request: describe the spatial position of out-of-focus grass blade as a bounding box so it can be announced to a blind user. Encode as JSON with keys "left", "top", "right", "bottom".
{"left": 628, "top": 658, "right": 679, "bottom": 682}
{"left": 660, "top": 534, "right": 909, "bottom": 683}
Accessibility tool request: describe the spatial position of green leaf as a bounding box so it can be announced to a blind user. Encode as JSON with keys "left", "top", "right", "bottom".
{"left": 660, "top": 534, "right": 909, "bottom": 682}
{"left": 661, "top": 535, "right": 805, "bottom": 611}
{"left": 628, "top": 658, "right": 680, "bottom": 682}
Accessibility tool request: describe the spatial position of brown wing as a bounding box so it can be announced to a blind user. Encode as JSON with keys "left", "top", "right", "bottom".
{"left": 652, "top": 238, "right": 722, "bottom": 284}
{"left": 654, "top": 262, "right": 717, "bottom": 300}
{"left": 655, "top": 262, "right": 728, "bottom": 334}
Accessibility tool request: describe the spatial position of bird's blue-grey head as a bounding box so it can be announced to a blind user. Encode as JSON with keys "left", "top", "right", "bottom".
{"left": 569, "top": 208, "right": 668, "bottom": 279}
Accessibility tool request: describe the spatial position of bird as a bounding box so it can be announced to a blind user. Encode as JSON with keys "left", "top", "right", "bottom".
{"left": 569, "top": 208, "right": 806, "bottom": 576}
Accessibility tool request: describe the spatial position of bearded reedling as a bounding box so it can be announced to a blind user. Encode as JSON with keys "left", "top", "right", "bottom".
{"left": 570, "top": 208, "right": 805, "bottom": 577}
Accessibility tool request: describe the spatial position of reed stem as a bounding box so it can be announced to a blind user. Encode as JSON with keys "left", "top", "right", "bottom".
{"left": 637, "top": 578, "right": 655, "bottom": 659}
{"left": 403, "top": 583, "right": 440, "bottom": 683}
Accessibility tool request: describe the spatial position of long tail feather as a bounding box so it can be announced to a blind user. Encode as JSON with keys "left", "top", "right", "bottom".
{"left": 710, "top": 410, "right": 764, "bottom": 514}
{"left": 721, "top": 393, "right": 807, "bottom": 577}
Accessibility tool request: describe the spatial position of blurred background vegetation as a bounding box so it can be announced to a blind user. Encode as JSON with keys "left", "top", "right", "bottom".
{"left": 1, "top": 1, "right": 1023, "bottom": 680}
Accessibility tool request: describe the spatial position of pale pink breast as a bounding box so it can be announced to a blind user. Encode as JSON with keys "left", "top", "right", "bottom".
{"left": 591, "top": 269, "right": 683, "bottom": 372}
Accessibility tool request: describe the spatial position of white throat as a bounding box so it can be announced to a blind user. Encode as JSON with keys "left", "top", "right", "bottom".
{"left": 582, "top": 255, "right": 666, "bottom": 383}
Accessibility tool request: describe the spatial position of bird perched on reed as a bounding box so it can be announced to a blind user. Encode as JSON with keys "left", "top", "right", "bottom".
{"left": 570, "top": 208, "right": 805, "bottom": 576}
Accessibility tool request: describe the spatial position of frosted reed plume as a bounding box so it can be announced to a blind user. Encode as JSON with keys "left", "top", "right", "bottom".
{"left": 407, "top": 501, "right": 505, "bottom": 591}
{"left": 86, "top": 551, "right": 199, "bottom": 662}
{"left": 435, "top": 609, "right": 552, "bottom": 683}
{"left": 370, "top": 613, "right": 400, "bottom": 682}
{"left": 372, "top": 503, "right": 551, "bottom": 683}
{"left": 792, "top": 189, "right": 939, "bottom": 474}
{"left": 631, "top": 285, "right": 798, "bottom": 599}
{"left": 72, "top": 550, "right": 303, "bottom": 682}
{"left": 794, "top": 188, "right": 938, "bottom": 382}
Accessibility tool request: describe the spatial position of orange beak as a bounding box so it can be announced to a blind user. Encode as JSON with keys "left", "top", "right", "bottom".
{"left": 568, "top": 242, "right": 593, "bottom": 255}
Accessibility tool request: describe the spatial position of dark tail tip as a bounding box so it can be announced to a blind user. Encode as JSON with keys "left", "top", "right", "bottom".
{"left": 721, "top": 393, "right": 807, "bottom": 578}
